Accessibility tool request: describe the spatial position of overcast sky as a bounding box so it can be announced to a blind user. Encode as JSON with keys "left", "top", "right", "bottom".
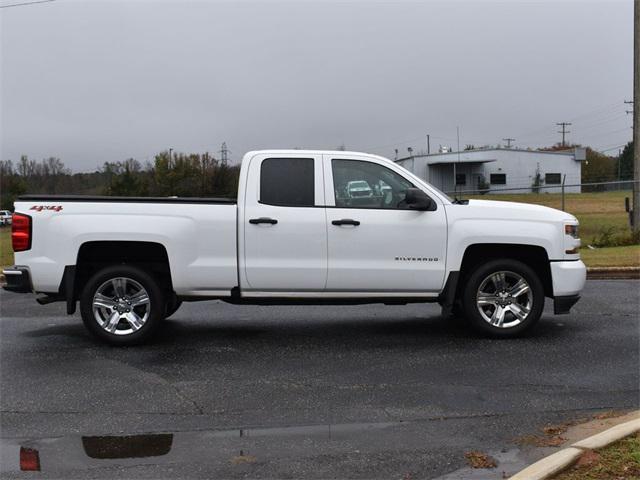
{"left": 1, "top": 0, "right": 634, "bottom": 171}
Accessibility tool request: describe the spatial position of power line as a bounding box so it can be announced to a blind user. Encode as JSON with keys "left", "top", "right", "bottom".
{"left": 583, "top": 126, "right": 633, "bottom": 140}
{"left": 0, "top": 0, "right": 54, "bottom": 8}
{"left": 598, "top": 143, "right": 629, "bottom": 153}
{"left": 515, "top": 101, "right": 625, "bottom": 142}
{"left": 573, "top": 113, "right": 629, "bottom": 133}
{"left": 364, "top": 135, "right": 427, "bottom": 151}
{"left": 566, "top": 100, "right": 625, "bottom": 123}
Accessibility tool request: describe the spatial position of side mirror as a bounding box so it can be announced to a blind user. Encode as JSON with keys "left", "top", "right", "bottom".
{"left": 405, "top": 188, "right": 436, "bottom": 211}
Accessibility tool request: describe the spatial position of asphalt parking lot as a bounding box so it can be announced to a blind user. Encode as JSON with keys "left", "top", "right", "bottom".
{"left": 1, "top": 280, "right": 638, "bottom": 479}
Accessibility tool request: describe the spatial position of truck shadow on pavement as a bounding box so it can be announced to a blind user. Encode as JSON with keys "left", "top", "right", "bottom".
{"left": 22, "top": 312, "right": 579, "bottom": 349}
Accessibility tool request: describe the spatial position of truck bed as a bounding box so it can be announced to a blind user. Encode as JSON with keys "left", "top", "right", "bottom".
{"left": 13, "top": 196, "right": 239, "bottom": 296}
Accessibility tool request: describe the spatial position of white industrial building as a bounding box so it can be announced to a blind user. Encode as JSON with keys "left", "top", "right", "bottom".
{"left": 395, "top": 147, "right": 586, "bottom": 194}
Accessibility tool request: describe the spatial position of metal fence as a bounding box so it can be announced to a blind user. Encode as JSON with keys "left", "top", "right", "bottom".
{"left": 445, "top": 179, "right": 639, "bottom": 197}
{"left": 443, "top": 180, "right": 639, "bottom": 243}
{"left": 446, "top": 179, "right": 639, "bottom": 214}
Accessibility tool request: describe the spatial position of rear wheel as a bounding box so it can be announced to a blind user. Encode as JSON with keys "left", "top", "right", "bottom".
{"left": 80, "top": 265, "right": 165, "bottom": 345}
{"left": 461, "top": 259, "right": 544, "bottom": 337}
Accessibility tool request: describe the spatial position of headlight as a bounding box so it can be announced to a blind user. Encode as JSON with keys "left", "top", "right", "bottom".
{"left": 565, "top": 224, "right": 579, "bottom": 238}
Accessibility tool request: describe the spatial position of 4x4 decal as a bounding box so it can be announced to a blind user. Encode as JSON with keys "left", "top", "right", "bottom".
{"left": 30, "top": 205, "right": 63, "bottom": 212}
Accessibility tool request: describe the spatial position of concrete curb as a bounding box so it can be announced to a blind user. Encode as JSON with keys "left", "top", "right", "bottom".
{"left": 509, "top": 415, "right": 640, "bottom": 480}
{"left": 586, "top": 267, "right": 640, "bottom": 279}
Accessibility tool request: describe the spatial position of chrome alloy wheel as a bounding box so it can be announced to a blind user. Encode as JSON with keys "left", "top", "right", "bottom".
{"left": 476, "top": 271, "right": 533, "bottom": 328}
{"left": 92, "top": 277, "right": 150, "bottom": 335}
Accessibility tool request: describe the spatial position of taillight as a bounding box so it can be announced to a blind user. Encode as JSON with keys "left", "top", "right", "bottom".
{"left": 11, "top": 213, "right": 32, "bottom": 252}
{"left": 20, "top": 447, "right": 40, "bottom": 471}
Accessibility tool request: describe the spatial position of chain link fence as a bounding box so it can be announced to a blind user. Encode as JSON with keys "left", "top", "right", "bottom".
{"left": 445, "top": 180, "right": 639, "bottom": 249}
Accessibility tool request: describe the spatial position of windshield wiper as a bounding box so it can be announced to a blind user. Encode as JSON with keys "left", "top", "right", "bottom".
{"left": 452, "top": 197, "right": 469, "bottom": 205}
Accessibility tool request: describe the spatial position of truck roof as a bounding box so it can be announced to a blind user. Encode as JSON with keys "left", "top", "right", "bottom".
{"left": 244, "top": 149, "right": 388, "bottom": 160}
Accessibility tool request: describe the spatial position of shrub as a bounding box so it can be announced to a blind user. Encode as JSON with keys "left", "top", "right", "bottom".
{"left": 590, "top": 226, "right": 640, "bottom": 248}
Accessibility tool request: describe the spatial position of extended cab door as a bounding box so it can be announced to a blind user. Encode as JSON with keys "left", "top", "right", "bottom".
{"left": 323, "top": 154, "right": 447, "bottom": 294}
{"left": 240, "top": 153, "right": 327, "bottom": 293}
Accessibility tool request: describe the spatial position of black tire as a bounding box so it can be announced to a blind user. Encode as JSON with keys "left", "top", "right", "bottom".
{"left": 451, "top": 301, "right": 465, "bottom": 319}
{"left": 165, "top": 297, "right": 182, "bottom": 318}
{"left": 80, "top": 265, "right": 165, "bottom": 345}
{"left": 461, "top": 259, "right": 544, "bottom": 337}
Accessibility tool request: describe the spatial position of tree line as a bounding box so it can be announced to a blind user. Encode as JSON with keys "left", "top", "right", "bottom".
{"left": 581, "top": 142, "right": 634, "bottom": 185}
{"left": 0, "top": 151, "right": 240, "bottom": 209}
{"left": 0, "top": 142, "right": 634, "bottom": 209}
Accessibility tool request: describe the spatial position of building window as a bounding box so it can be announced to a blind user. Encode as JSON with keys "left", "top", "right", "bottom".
{"left": 545, "top": 173, "right": 562, "bottom": 185}
{"left": 260, "top": 158, "right": 315, "bottom": 207}
{"left": 490, "top": 173, "right": 506, "bottom": 185}
{"left": 456, "top": 173, "right": 466, "bottom": 185}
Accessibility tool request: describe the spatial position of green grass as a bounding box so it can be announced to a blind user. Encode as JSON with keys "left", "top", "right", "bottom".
{"left": 469, "top": 191, "right": 639, "bottom": 267}
{"left": 469, "top": 190, "right": 629, "bottom": 214}
{"left": 468, "top": 190, "right": 637, "bottom": 247}
{"left": 0, "top": 227, "right": 11, "bottom": 269}
{"left": 550, "top": 432, "right": 640, "bottom": 480}
{"left": 580, "top": 245, "right": 640, "bottom": 267}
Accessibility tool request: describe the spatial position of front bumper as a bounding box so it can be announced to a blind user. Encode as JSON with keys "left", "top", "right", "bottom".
{"left": 550, "top": 259, "right": 586, "bottom": 315}
{"left": 550, "top": 260, "right": 586, "bottom": 297}
{"left": 2, "top": 266, "right": 33, "bottom": 293}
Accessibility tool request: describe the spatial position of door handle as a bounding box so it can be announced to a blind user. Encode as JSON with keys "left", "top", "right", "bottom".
{"left": 332, "top": 219, "right": 360, "bottom": 226}
{"left": 249, "top": 217, "right": 278, "bottom": 225}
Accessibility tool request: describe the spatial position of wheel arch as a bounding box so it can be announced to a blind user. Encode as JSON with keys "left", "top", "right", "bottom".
{"left": 72, "top": 241, "right": 174, "bottom": 306}
{"left": 457, "top": 243, "right": 553, "bottom": 299}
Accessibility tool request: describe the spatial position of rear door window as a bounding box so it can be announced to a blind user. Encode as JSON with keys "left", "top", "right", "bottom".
{"left": 260, "top": 158, "right": 315, "bottom": 207}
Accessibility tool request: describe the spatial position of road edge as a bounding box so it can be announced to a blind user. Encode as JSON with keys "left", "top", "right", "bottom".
{"left": 586, "top": 266, "right": 640, "bottom": 279}
{"left": 509, "top": 414, "right": 640, "bottom": 480}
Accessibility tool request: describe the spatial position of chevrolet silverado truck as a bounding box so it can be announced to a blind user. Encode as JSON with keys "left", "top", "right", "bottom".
{"left": 3, "top": 150, "right": 586, "bottom": 345}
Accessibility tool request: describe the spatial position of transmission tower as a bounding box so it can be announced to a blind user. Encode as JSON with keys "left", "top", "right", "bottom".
{"left": 220, "top": 142, "right": 229, "bottom": 165}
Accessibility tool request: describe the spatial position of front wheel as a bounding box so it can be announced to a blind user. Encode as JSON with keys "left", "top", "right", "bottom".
{"left": 461, "top": 259, "right": 544, "bottom": 337}
{"left": 80, "top": 265, "right": 165, "bottom": 345}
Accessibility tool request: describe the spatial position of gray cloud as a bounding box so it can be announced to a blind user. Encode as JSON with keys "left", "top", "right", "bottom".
{"left": 1, "top": 0, "right": 633, "bottom": 171}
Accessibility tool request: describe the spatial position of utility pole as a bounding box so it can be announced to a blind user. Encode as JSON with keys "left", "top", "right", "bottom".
{"left": 626, "top": 99, "right": 634, "bottom": 115}
{"left": 220, "top": 142, "right": 228, "bottom": 165}
{"left": 503, "top": 138, "right": 515, "bottom": 148}
{"left": 632, "top": 0, "right": 639, "bottom": 233}
{"left": 556, "top": 122, "right": 572, "bottom": 147}
{"left": 168, "top": 148, "right": 173, "bottom": 168}
{"left": 426, "top": 134, "right": 430, "bottom": 155}
{"left": 455, "top": 126, "right": 460, "bottom": 194}
{"left": 619, "top": 148, "right": 623, "bottom": 181}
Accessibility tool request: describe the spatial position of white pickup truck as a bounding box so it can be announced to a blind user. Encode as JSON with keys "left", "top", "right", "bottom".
{"left": 3, "top": 150, "right": 586, "bottom": 345}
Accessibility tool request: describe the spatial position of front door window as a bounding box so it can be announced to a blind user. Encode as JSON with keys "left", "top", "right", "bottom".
{"left": 332, "top": 159, "right": 414, "bottom": 209}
